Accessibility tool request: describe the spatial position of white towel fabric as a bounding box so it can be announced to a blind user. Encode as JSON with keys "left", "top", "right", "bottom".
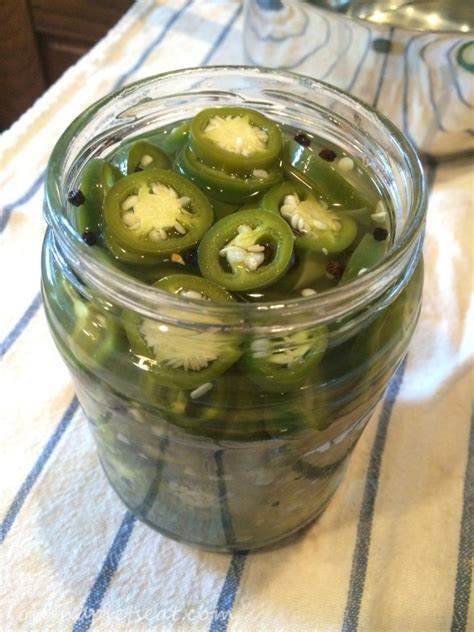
{"left": 1, "top": 1, "right": 473, "bottom": 631}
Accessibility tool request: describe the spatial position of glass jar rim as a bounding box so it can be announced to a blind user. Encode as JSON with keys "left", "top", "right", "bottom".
{"left": 44, "top": 65, "right": 426, "bottom": 331}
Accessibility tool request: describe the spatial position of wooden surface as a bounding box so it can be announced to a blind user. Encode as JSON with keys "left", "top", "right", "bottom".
{"left": 0, "top": 0, "right": 133, "bottom": 129}
{"left": 0, "top": 0, "right": 46, "bottom": 130}
{"left": 31, "top": 0, "right": 134, "bottom": 45}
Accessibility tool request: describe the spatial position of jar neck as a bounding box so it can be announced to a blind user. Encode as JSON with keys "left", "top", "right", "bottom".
{"left": 43, "top": 66, "right": 427, "bottom": 333}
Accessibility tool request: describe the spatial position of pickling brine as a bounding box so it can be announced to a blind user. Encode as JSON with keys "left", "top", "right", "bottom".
{"left": 41, "top": 68, "right": 426, "bottom": 550}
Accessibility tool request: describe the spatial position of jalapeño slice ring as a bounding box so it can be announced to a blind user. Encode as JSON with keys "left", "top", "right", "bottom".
{"left": 189, "top": 106, "right": 283, "bottom": 175}
{"left": 198, "top": 209, "right": 294, "bottom": 291}
{"left": 154, "top": 274, "right": 234, "bottom": 303}
{"left": 103, "top": 168, "right": 213, "bottom": 256}
{"left": 245, "top": 327, "right": 329, "bottom": 391}
{"left": 174, "top": 146, "right": 282, "bottom": 204}
{"left": 264, "top": 182, "right": 357, "bottom": 255}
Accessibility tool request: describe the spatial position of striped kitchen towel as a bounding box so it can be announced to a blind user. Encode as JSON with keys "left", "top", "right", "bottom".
{"left": 1, "top": 1, "right": 472, "bottom": 631}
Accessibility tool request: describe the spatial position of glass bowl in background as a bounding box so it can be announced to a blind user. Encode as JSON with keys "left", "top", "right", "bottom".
{"left": 41, "top": 67, "right": 426, "bottom": 551}
{"left": 244, "top": 0, "right": 474, "bottom": 158}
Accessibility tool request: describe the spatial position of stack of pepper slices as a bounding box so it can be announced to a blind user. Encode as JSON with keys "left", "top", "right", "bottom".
{"left": 67, "top": 107, "right": 390, "bottom": 392}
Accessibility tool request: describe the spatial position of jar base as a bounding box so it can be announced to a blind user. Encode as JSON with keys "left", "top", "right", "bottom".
{"left": 101, "top": 457, "right": 342, "bottom": 552}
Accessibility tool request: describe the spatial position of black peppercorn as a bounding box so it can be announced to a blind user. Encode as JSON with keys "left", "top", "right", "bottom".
{"left": 326, "top": 260, "right": 345, "bottom": 278}
{"left": 183, "top": 248, "right": 198, "bottom": 266}
{"left": 319, "top": 148, "right": 337, "bottom": 162}
{"left": 373, "top": 227, "right": 389, "bottom": 241}
{"left": 67, "top": 189, "right": 85, "bottom": 206}
{"left": 294, "top": 132, "right": 311, "bottom": 147}
{"left": 82, "top": 229, "right": 97, "bottom": 246}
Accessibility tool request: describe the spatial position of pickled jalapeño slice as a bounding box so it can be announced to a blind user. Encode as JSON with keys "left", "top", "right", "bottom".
{"left": 189, "top": 107, "right": 283, "bottom": 175}
{"left": 263, "top": 182, "right": 357, "bottom": 255}
{"left": 125, "top": 274, "right": 240, "bottom": 390}
{"left": 245, "top": 327, "right": 329, "bottom": 391}
{"left": 75, "top": 158, "right": 122, "bottom": 235}
{"left": 126, "top": 140, "right": 171, "bottom": 174}
{"left": 154, "top": 274, "right": 234, "bottom": 302}
{"left": 126, "top": 317, "right": 241, "bottom": 390}
{"left": 103, "top": 169, "right": 213, "bottom": 256}
{"left": 198, "top": 209, "right": 293, "bottom": 291}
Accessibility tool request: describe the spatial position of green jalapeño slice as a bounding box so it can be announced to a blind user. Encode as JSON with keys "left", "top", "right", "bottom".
{"left": 189, "top": 107, "right": 283, "bottom": 175}
{"left": 58, "top": 275, "right": 122, "bottom": 370}
{"left": 125, "top": 279, "right": 241, "bottom": 390}
{"left": 103, "top": 168, "right": 213, "bottom": 257}
{"left": 340, "top": 232, "right": 388, "bottom": 283}
{"left": 263, "top": 182, "right": 357, "bottom": 255}
{"left": 76, "top": 159, "right": 122, "bottom": 234}
{"left": 198, "top": 209, "right": 294, "bottom": 291}
{"left": 154, "top": 274, "right": 234, "bottom": 302}
{"left": 285, "top": 139, "right": 374, "bottom": 210}
{"left": 126, "top": 140, "right": 171, "bottom": 174}
{"left": 245, "top": 327, "right": 329, "bottom": 391}
{"left": 174, "top": 147, "right": 282, "bottom": 204}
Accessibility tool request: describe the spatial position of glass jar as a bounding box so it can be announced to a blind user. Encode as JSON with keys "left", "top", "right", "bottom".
{"left": 41, "top": 67, "right": 426, "bottom": 551}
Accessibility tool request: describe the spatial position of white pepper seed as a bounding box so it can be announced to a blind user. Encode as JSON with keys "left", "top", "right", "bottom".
{"left": 252, "top": 169, "right": 269, "bottom": 179}
{"left": 174, "top": 221, "right": 187, "bottom": 235}
{"left": 122, "top": 195, "right": 138, "bottom": 211}
{"left": 190, "top": 382, "right": 213, "bottom": 400}
{"left": 337, "top": 157, "right": 354, "bottom": 173}
{"left": 180, "top": 290, "right": 204, "bottom": 300}
{"left": 149, "top": 229, "right": 162, "bottom": 242}
{"left": 313, "top": 219, "right": 328, "bottom": 231}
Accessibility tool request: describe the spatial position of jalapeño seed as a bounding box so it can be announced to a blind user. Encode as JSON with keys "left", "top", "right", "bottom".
{"left": 68, "top": 189, "right": 85, "bottom": 206}
{"left": 294, "top": 132, "right": 311, "bottom": 147}
{"left": 319, "top": 148, "right": 337, "bottom": 162}
{"left": 373, "top": 227, "right": 388, "bottom": 241}
{"left": 82, "top": 229, "right": 97, "bottom": 246}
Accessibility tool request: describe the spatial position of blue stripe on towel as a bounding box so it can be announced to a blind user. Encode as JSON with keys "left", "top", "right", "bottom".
{"left": 322, "top": 20, "right": 353, "bottom": 83}
{"left": 72, "top": 512, "right": 138, "bottom": 632}
{"left": 1, "top": 292, "right": 42, "bottom": 358}
{"left": 450, "top": 408, "right": 474, "bottom": 632}
{"left": 214, "top": 450, "right": 236, "bottom": 547}
{"left": 1, "top": 171, "right": 45, "bottom": 233}
{"left": 372, "top": 27, "right": 395, "bottom": 110}
{"left": 346, "top": 24, "right": 372, "bottom": 92}
{"left": 113, "top": 0, "right": 195, "bottom": 91}
{"left": 201, "top": 2, "right": 242, "bottom": 66}
{"left": 209, "top": 552, "right": 248, "bottom": 632}
{"left": 0, "top": 396, "right": 79, "bottom": 544}
{"left": 341, "top": 358, "right": 407, "bottom": 631}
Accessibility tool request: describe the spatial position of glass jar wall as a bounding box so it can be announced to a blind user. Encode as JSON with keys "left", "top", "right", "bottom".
{"left": 41, "top": 67, "right": 426, "bottom": 551}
